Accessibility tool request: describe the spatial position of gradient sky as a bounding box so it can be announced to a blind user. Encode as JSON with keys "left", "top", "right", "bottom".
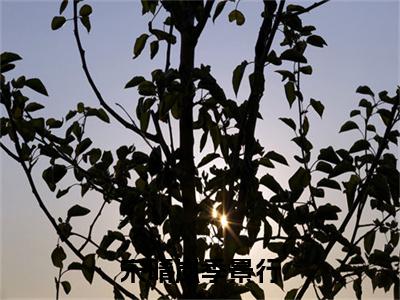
{"left": 1, "top": 0, "right": 399, "bottom": 299}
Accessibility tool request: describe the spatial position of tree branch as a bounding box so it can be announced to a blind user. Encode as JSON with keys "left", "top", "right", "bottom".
{"left": 0, "top": 142, "right": 21, "bottom": 162}
{"left": 78, "top": 200, "right": 107, "bottom": 252}
{"left": 72, "top": 1, "right": 158, "bottom": 147}
{"left": 289, "top": 0, "right": 330, "bottom": 16}
{"left": 194, "top": 0, "right": 215, "bottom": 38}
{"left": 5, "top": 105, "right": 139, "bottom": 299}
{"left": 295, "top": 102, "right": 399, "bottom": 299}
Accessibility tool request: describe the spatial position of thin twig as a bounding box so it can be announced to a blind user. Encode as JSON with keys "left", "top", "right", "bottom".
{"left": 289, "top": 0, "right": 330, "bottom": 16}
{"left": 165, "top": 19, "right": 175, "bottom": 153}
{"left": 72, "top": 0, "right": 158, "bottom": 147}
{"left": 296, "top": 103, "right": 399, "bottom": 299}
{"left": 5, "top": 105, "right": 139, "bottom": 299}
{"left": 78, "top": 200, "right": 107, "bottom": 252}
{"left": 0, "top": 142, "right": 21, "bottom": 162}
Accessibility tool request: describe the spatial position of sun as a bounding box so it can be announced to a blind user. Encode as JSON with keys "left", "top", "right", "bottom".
{"left": 220, "top": 214, "right": 228, "bottom": 228}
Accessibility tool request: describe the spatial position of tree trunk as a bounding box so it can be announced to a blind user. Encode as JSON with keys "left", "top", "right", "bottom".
{"left": 179, "top": 29, "right": 198, "bottom": 299}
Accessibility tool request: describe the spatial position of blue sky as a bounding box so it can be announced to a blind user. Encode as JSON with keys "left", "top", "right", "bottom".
{"left": 1, "top": 0, "right": 399, "bottom": 299}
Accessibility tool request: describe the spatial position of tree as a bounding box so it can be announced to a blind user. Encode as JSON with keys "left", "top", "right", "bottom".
{"left": 1, "top": 0, "right": 399, "bottom": 299}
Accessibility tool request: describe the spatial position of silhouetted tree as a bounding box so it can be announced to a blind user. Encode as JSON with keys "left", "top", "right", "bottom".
{"left": 1, "top": 1, "right": 399, "bottom": 299}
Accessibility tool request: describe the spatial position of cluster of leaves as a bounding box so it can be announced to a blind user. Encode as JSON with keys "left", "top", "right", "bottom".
{"left": 51, "top": 0, "right": 92, "bottom": 32}
{"left": 1, "top": 1, "right": 399, "bottom": 300}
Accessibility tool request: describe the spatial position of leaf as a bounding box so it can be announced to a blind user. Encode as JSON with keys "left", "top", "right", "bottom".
{"left": 299, "top": 65, "right": 312, "bottom": 75}
{"left": 279, "top": 117, "right": 296, "bottom": 131}
{"left": 79, "top": 4, "right": 92, "bottom": 17}
{"left": 138, "top": 81, "right": 156, "bottom": 96}
{"left": 377, "top": 108, "right": 392, "bottom": 126}
{"left": 164, "top": 283, "right": 180, "bottom": 299}
{"left": 259, "top": 157, "right": 274, "bottom": 168}
{"left": 210, "top": 125, "right": 221, "bottom": 150}
{"left": 56, "top": 187, "right": 70, "bottom": 198}
{"left": 318, "top": 146, "right": 340, "bottom": 164}
{"left": 82, "top": 253, "right": 95, "bottom": 284}
{"left": 343, "top": 175, "right": 360, "bottom": 208}
{"left": 68, "top": 262, "right": 82, "bottom": 270}
{"left": 151, "top": 29, "right": 176, "bottom": 44}
{"left": 364, "top": 230, "right": 376, "bottom": 254}
{"left": 289, "top": 167, "right": 310, "bottom": 191}
{"left": 67, "top": 204, "right": 90, "bottom": 219}
{"left": 61, "top": 281, "right": 71, "bottom": 295}
{"left": 349, "top": 139, "right": 370, "bottom": 153}
{"left": 265, "top": 151, "right": 288, "bottom": 166}
{"left": 96, "top": 108, "right": 110, "bottom": 123}
{"left": 353, "top": 277, "right": 362, "bottom": 300}
{"left": 25, "top": 78, "right": 48, "bottom": 96}
{"left": 317, "top": 178, "right": 341, "bottom": 190}
{"left": 228, "top": 10, "right": 245, "bottom": 26}
{"left": 310, "top": 98, "right": 324, "bottom": 118}
{"left": 59, "top": 0, "right": 68, "bottom": 14}
{"left": 350, "top": 109, "right": 361, "bottom": 117}
{"left": 1, "top": 63, "right": 15, "bottom": 73}
{"left": 329, "top": 161, "right": 355, "bottom": 178}
{"left": 284, "top": 81, "right": 296, "bottom": 107}
{"left": 1, "top": 52, "right": 22, "bottom": 65}
{"left": 51, "top": 16, "right": 66, "bottom": 30}
{"left": 150, "top": 40, "right": 159, "bottom": 59}
{"left": 139, "top": 276, "right": 150, "bottom": 299}
{"left": 213, "top": 0, "right": 227, "bottom": 22}
{"left": 280, "top": 49, "right": 307, "bottom": 63}
{"left": 263, "top": 221, "right": 272, "bottom": 249}
{"left": 266, "top": 50, "right": 282, "bottom": 65}
{"left": 287, "top": 4, "right": 305, "bottom": 12}
{"left": 66, "top": 110, "right": 77, "bottom": 121}
{"left": 263, "top": 234, "right": 281, "bottom": 249}
{"left": 75, "top": 138, "right": 92, "bottom": 156}
{"left": 292, "top": 136, "right": 313, "bottom": 152}
{"left": 133, "top": 34, "right": 149, "bottom": 58}
{"left": 315, "top": 161, "right": 332, "bottom": 174}
{"left": 285, "top": 288, "right": 298, "bottom": 300}
{"left": 51, "top": 245, "right": 66, "bottom": 268}
{"left": 260, "top": 174, "right": 283, "bottom": 194}
{"left": 198, "top": 153, "right": 219, "bottom": 168}
{"left": 46, "top": 118, "right": 63, "bottom": 128}
{"left": 125, "top": 76, "right": 145, "bottom": 88}
{"left": 200, "top": 131, "right": 208, "bottom": 152}
{"left": 25, "top": 102, "right": 45, "bottom": 112}
{"left": 140, "top": 111, "right": 150, "bottom": 131}
{"left": 340, "top": 121, "right": 359, "bottom": 133}
{"left": 316, "top": 203, "right": 341, "bottom": 220}
{"left": 371, "top": 174, "right": 391, "bottom": 203}
{"left": 210, "top": 244, "right": 223, "bottom": 260}
{"left": 306, "top": 35, "right": 327, "bottom": 47}
{"left": 42, "top": 164, "right": 67, "bottom": 191}
{"left": 80, "top": 16, "right": 91, "bottom": 33}
{"left": 275, "top": 70, "right": 295, "bottom": 82}
{"left": 356, "top": 85, "right": 374, "bottom": 97}
{"left": 232, "top": 60, "right": 248, "bottom": 96}
{"left": 379, "top": 90, "right": 397, "bottom": 104}
{"left": 245, "top": 280, "right": 264, "bottom": 300}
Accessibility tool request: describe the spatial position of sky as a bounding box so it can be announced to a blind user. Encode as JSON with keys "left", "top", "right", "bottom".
{"left": 0, "top": 0, "right": 399, "bottom": 299}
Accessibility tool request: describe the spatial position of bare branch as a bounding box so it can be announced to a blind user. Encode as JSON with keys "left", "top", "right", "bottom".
{"left": 71, "top": 1, "right": 158, "bottom": 147}
{"left": 289, "top": 0, "right": 330, "bottom": 16}
{"left": 194, "top": 0, "right": 215, "bottom": 38}
{"left": 78, "top": 200, "right": 107, "bottom": 252}
{"left": 0, "top": 142, "right": 21, "bottom": 162}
